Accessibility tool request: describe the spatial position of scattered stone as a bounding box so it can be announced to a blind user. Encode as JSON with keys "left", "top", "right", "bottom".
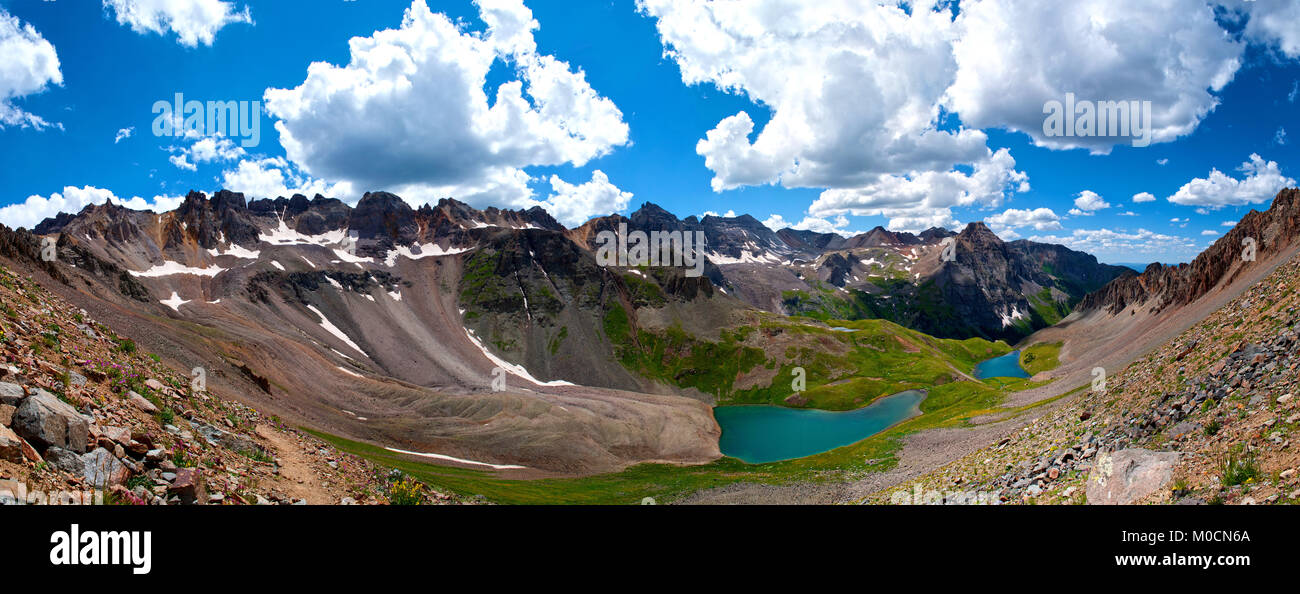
{"left": 0, "top": 425, "right": 28, "bottom": 463}
{"left": 127, "top": 391, "right": 158, "bottom": 414}
{"left": 1168, "top": 422, "right": 1201, "bottom": 440}
{"left": 43, "top": 447, "right": 83, "bottom": 474}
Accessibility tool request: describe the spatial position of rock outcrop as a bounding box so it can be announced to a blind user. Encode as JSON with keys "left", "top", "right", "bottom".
{"left": 1086, "top": 448, "right": 1180, "bottom": 505}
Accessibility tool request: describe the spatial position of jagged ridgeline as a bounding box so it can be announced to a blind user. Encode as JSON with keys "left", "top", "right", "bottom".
{"left": 17, "top": 190, "right": 1127, "bottom": 393}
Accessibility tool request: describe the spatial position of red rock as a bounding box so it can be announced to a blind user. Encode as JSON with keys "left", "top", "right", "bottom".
{"left": 168, "top": 468, "right": 208, "bottom": 505}
{"left": 0, "top": 424, "right": 25, "bottom": 462}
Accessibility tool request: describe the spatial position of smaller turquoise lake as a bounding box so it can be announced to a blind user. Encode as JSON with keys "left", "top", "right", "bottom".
{"left": 973, "top": 350, "right": 1030, "bottom": 379}
{"left": 715, "top": 390, "right": 926, "bottom": 464}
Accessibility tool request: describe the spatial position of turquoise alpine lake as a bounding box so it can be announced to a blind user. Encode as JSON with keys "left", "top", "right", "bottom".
{"left": 714, "top": 390, "right": 927, "bottom": 464}
{"left": 973, "top": 350, "right": 1031, "bottom": 379}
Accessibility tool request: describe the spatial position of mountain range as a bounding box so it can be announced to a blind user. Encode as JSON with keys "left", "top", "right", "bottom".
{"left": 3, "top": 187, "right": 1297, "bottom": 484}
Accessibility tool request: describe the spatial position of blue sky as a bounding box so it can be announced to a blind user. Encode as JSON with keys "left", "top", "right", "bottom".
{"left": 1, "top": 0, "right": 1298, "bottom": 264}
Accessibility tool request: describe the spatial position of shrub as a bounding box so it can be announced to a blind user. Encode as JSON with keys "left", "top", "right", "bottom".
{"left": 387, "top": 476, "right": 424, "bottom": 506}
{"left": 1218, "top": 449, "right": 1259, "bottom": 487}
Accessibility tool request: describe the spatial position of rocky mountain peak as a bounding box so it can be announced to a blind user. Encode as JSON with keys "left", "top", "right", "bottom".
{"left": 957, "top": 221, "right": 1005, "bottom": 249}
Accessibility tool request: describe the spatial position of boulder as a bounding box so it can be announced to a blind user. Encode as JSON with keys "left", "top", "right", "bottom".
{"left": 11, "top": 389, "right": 90, "bottom": 452}
{"left": 167, "top": 468, "right": 208, "bottom": 505}
{"left": 1086, "top": 448, "right": 1180, "bottom": 505}
{"left": 0, "top": 403, "right": 14, "bottom": 426}
{"left": 0, "top": 382, "right": 24, "bottom": 406}
{"left": 81, "top": 448, "right": 130, "bottom": 488}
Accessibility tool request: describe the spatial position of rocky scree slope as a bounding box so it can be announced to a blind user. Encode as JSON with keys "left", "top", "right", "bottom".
{"left": 14, "top": 192, "right": 724, "bottom": 475}
{"left": 874, "top": 251, "right": 1300, "bottom": 505}
{"left": 0, "top": 261, "right": 465, "bottom": 505}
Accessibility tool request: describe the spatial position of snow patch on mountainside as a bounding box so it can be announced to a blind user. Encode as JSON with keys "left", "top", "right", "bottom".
{"left": 464, "top": 327, "right": 575, "bottom": 387}
{"left": 207, "top": 244, "right": 261, "bottom": 259}
{"left": 706, "top": 250, "right": 782, "bottom": 265}
{"left": 382, "top": 243, "right": 472, "bottom": 267}
{"left": 131, "top": 261, "right": 226, "bottom": 278}
{"left": 306, "top": 304, "right": 365, "bottom": 355}
{"left": 384, "top": 447, "right": 526, "bottom": 470}
{"left": 259, "top": 219, "right": 347, "bottom": 247}
{"left": 160, "top": 291, "right": 189, "bottom": 311}
{"left": 1000, "top": 305, "right": 1028, "bottom": 328}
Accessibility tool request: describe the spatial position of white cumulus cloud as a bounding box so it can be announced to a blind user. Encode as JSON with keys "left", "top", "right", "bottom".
{"left": 638, "top": 0, "right": 1024, "bottom": 230}
{"left": 945, "top": 0, "right": 1243, "bottom": 153}
{"left": 1073, "top": 191, "right": 1111, "bottom": 212}
{"left": 0, "top": 186, "right": 183, "bottom": 230}
{"left": 1167, "top": 154, "right": 1296, "bottom": 208}
{"left": 529, "top": 170, "right": 632, "bottom": 227}
{"left": 167, "top": 132, "right": 246, "bottom": 171}
{"left": 1029, "top": 227, "right": 1197, "bottom": 262}
{"left": 1239, "top": 0, "right": 1300, "bottom": 59}
{"left": 262, "top": 0, "right": 629, "bottom": 211}
{"left": 0, "top": 8, "right": 62, "bottom": 130}
{"left": 1132, "top": 192, "right": 1156, "bottom": 203}
{"left": 103, "top": 0, "right": 252, "bottom": 47}
{"left": 221, "top": 157, "right": 354, "bottom": 201}
{"left": 762, "top": 213, "right": 855, "bottom": 236}
{"left": 985, "top": 207, "right": 1063, "bottom": 238}
{"left": 806, "top": 147, "right": 1027, "bottom": 232}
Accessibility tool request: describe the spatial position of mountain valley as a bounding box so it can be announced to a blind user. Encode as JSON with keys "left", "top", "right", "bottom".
{"left": 1, "top": 186, "right": 1297, "bottom": 504}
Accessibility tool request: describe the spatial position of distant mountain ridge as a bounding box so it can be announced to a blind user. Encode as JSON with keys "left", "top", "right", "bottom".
{"left": 1079, "top": 188, "right": 1300, "bottom": 315}
{"left": 29, "top": 189, "right": 1129, "bottom": 341}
